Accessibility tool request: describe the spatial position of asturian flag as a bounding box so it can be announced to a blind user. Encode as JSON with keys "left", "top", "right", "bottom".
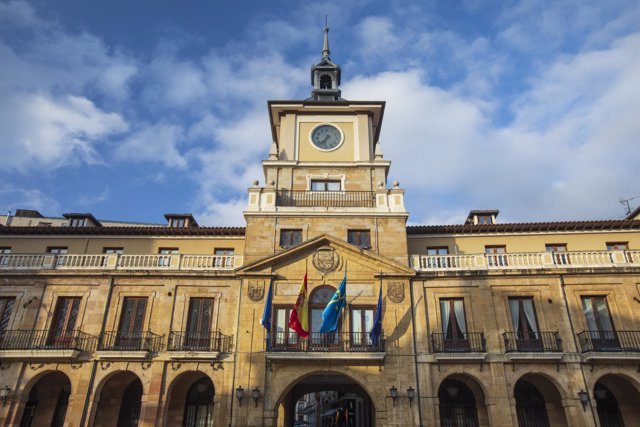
{"left": 319, "top": 273, "right": 347, "bottom": 333}
{"left": 369, "top": 282, "right": 383, "bottom": 346}
{"left": 288, "top": 273, "right": 309, "bottom": 338}
{"left": 260, "top": 280, "right": 274, "bottom": 332}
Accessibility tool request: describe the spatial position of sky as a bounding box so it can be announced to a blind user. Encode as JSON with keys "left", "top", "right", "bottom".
{"left": 0, "top": 0, "right": 639, "bottom": 226}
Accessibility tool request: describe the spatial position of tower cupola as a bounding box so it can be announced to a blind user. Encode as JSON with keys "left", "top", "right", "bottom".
{"left": 310, "top": 22, "right": 342, "bottom": 101}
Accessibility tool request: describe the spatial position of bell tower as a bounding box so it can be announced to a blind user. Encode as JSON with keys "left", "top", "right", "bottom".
{"left": 244, "top": 24, "right": 408, "bottom": 264}
{"left": 310, "top": 23, "right": 342, "bottom": 101}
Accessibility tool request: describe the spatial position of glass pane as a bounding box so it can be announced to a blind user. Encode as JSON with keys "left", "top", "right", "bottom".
{"left": 364, "top": 309, "right": 374, "bottom": 331}
{"left": 582, "top": 298, "right": 597, "bottom": 330}
{"left": 276, "top": 309, "right": 286, "bottom": 343}
{"left": 311, "top": 181, "right": 324, "bottom": 191}
{"left": 352, "top": 310, "right": 362, "bottom": 333}
{"left": 595, "top": 297, "right": 614, "bottom": 331}
{"left": 326, "top": 181, "right": 341, "bottom": 191}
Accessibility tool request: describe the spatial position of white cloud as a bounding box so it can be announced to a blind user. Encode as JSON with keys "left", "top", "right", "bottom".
{"left": 0, "top": 94, "right": 128, "bottom": 171}
{"left": 115, "top": 123, "right": 187, "bottom": 168}
{"left": 0, "top": 183, "right": 60, "bottom": 215}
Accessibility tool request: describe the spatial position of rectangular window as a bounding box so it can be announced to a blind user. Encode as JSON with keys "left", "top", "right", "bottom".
{"left": 310, "top": 180, "right": 341, "bottom": 191}
{"left": 280, "top": 229, "right": 302, "bottom": 248}
{"left": 426, "top": 247, "right": 452, "bottom": 268}
{"left": 350, "top": 307, "right": 374, "bottom": 346}
{"left": 158, "top": 248, "right": 178, "bottom": 267}
{"left": 485, "top": 245, "right": 507, "bottom": 266}
{"left": 116, "top": 297, "right": 148, "bottom": 348}
{"left": 169, "top": 218, "right": 186, "bottom": 228}
{"left": 185, "top": 298, "right": 213, "bottom": 350}
{"left": 103, "top": 247, "right": 124, "bottom": 254}
{"left": 427, "top": 247, "right": 449, "bottom": 255}
{"left": 439, "top": 299, "right": 468, "bottom": 351}
{"left": 508, "top": 297, "right": 541, "bottom": 351}
{"left": 214, "top": 248, "right": 234, "bottom": 268}
{"left": 69, "top": 218, "right": 86, "bottom": 227}
{"left": 49, "top": 297, "right": 81, "bottom": 347}
{"left": 272, "top": 307, "right": 298, "bottom": 348}
{"left": 546, "top": 243, "right": 568, "bottom": 265}
{"left": 0, "top": 297, "right": 15, "bottom": 332}
{"left": 348, "top": 230, "right": 371, "bottom": 249}
{"left": 581, "top": 296, "right": 618, "bottom": 350}
{"left": 0, "top": 248, "right": 11, "bottom": 267}
{"left": 606, "top": 242, "right": 628, "bottom": 251}
{"left": 477, "top": 215, "right": 492, "bottom": 225}
{"left": 46, "top": 247, "right": 68, "bottom": 254}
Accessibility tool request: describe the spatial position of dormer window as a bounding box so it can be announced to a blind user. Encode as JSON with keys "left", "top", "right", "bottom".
{"left": 63, "top": 213, "right": 102, "bottom": 227}
{"left": 164, "top": 214, "right": 198, "bottom": 228}
{"left": 465, "top": 210, "right": 499, "bottom": 225}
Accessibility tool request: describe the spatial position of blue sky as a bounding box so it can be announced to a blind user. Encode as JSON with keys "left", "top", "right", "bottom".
{"left": 1, "top": 0, "right": 639, "bottom": 226}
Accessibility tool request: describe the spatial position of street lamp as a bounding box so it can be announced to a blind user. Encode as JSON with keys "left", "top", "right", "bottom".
{"left": 389, "top": 386, "right": 398, "bottom": 406}
{"left": 578, "top": 390, "right": 590, "bottom": 411}
{"left": 252, "top": 387, "right": 260, "bottom": 407}
{"left": 0, "top": 386, "right": 10, "bottom": 406}
{"left": 236, "top": 386, "right": 244, "bottom": 406}
{"left": 407, "top": 386, "right": 415, "bottom": 407}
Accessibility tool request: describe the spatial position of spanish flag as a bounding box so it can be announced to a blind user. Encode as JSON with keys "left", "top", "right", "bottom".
{"left": 288, "top": 272, "right": 309, "bottom": 338}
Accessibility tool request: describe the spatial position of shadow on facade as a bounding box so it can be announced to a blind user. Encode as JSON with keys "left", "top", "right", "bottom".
{"left": 17, "top": 371, "right": 71, "bottom": 427}
{"left": 164, "top": 371, "right": 215, "bottom": 427}
{"left": 91, "top": 371, "right": 142, "bottom": 427}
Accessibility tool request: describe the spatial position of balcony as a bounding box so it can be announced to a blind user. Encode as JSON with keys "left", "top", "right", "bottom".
{"left": 578, "top": 330, "right": 640, "bottom": 352}
{"left": 0, "top": 329, "right": 96, "bottom": 359}
{"left": 96, "top": 331, "right": 163, "bottom": 359}
{"left": 265, "top": 332, "right": 385, "bottom": 361}
{"left": 0, "top": 253, "right": 243, "bottom": 272}
{"left": 276, "top": 190, "right": 376, "bottom": 208}
{"left": 412, "top": 250, "right": 640, "bottom": 273}
{"left": 431, "top": 332, "right": 486, "bottom": 353}
{"left": 167, "top": 331, "right": 233, "bottom": 360}
{"left": 503, "top": 331, "right": 564, "bottom": 363}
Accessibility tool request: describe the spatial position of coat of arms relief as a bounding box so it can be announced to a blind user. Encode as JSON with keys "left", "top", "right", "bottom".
{"left": 247, "top": 281, "right": 265, "bottom": 302}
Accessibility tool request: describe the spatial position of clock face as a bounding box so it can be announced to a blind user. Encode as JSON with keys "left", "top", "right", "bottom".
{"left": 310, "top": 124, "right": 343, "bottom": 151}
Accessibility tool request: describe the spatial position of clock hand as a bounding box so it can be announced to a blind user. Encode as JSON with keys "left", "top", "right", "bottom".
{"left": 321, "top": 135, "right": 330, "bottom": 144}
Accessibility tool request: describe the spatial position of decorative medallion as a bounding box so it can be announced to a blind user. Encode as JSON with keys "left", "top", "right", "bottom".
{"left": 248, "top": 281, "right": 265, "bottom": 302}
{"left": 388, "top": 282, "right": 404, "bottom": 303}
{"left": 312, "top": 246, "right": 341, "bottom": 275}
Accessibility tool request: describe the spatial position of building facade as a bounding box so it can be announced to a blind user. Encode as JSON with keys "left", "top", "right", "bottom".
{"left": 0, "top": 28, "right": 639, "bottom": 427}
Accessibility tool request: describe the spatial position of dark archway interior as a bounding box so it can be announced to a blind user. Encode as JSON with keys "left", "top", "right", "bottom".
{"left": 93, "top": 371, "right": 142, "bottom": 427}
{"left": 595, "top": 375, "right": 640, "bottom": 427}
{"left": 514, "top": 380, "right": 549, "bottom": 427}
{"left": 279, "top": 373, "right": 374, "bottom": 427}
{"left": 320, "top": 75, "right": 332, "bottom": 89}
{"left": 438, "top": 379, "right": 479, "bottom": 427}
{"left": 166, "top": 372, "right": 215, "bottom": 427}
{"left": 19, "top": 371, "right": 71, "bottom": 427}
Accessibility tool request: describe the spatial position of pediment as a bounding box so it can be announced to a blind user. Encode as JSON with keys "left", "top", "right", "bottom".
{"left": 237, "top": 234, "right": 414, "bottom": 280}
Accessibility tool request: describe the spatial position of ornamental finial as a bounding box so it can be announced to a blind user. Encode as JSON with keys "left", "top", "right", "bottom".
{"left": 322, "top": 14, "right": 330, "bottom": 58}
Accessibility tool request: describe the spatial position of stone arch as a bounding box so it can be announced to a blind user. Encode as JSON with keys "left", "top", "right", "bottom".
{"left": 90, "top": 370, "right": 144, "bottom": 427}
{"left": 513, "top": 373, "right": 569, "bottom": 427}
{"left": 437, "top": 373, "right": 489, "bottom": 427}
{"left": 163, "top": 370, "right": 215, "bottom": 427}
{"left": 592, "top": 373, "right": 640, "bottom": 427}
{"left": 272, "top": 370, "right": 376, "bottom": 427}
{"left": 15, "top": 370, "right": 72, "bottom": 427}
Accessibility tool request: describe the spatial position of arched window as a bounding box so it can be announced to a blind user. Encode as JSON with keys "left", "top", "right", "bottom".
{"left": 184, "top": 378, "right": 214, "bottom": 427}
{"left": 320, "top": 75, "right": 332, "bottom": 89}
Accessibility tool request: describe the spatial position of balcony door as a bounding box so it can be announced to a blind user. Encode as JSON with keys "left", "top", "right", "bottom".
{"left": 272, "top": 307, "right": 297, "bottom": 349}
{"left": 185, "top": 298, "right": 213, "bottom": 350}
{"left": 508, "top": 298, "right": 541, "bottom": 351}
{"left": 117, "top": 297, "right": 147, "bottom": 349}
{"left": 582, "top": 296, "right": 618, "bottom": 350}
{"left": 351, "top": 307, "right": 374, "bottom": 348}
{"left": 441, "top": 299, "right": 468, "bottom": 351}
{"left": 310, "top": 286, "right": 339, "bottom": 348}
{"left": 49, "top": 297, "right": 81, "bottom": 348}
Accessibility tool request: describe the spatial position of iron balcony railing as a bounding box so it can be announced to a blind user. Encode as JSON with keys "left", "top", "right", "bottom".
{"left": 503, "top": 331, "right": 562, "bottom": 352}
{"left": 266, "top": 332, "right": 385, "bottom": 352}
{"left": 276, "top": 190, "right": 376, "bottom": 208}
{"left": 431, "top": 332, "right": 486, "bottom": 353}
{"left": 0, "top": 329, "right": 96, "bottom": 352}
{"left": 577, "top": 330, "right": 640, "bottom": 352}
{"left": 98, "top": 331, "right": 163, "bottom": 352}
{"left": 168, "top": 331, "right": 233, "bottom": 353}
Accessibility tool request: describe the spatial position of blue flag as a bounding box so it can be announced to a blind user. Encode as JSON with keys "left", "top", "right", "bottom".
{"left": 320, "top": 274, "right": 347, "bottom": 333}
{"left": 260, "top": 280, "right": 273, "bottom": 331}
{"left": 370, "top": 283, "right": 383, "bottom": 346}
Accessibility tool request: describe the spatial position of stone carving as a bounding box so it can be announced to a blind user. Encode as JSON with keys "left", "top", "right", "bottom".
{"left": 387, "top": 282, "right": 404, "bottom": 303}
{"left": 248, "top": 281, "right": 265, "bottom": 302}
{"left": 312, "top": 246, "right": 341, "bottom": 275}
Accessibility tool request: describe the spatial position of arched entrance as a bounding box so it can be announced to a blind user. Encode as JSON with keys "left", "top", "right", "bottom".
{"left": 165, "top": 371, "right": 215, "bottom": 427}
{"left": 18, "top": 371, "right": 71, "bottom": 427}
{"left": 514, "top": 374, "right": 568, "bottom": 427}
{"left": 594, "top": 374, "right": 640, "bottom": 427}
{"left": 276, "top": 372, "right": 374, "bottom": 427}
{"left": 437, "top": 376, "right": 488, "bottom": 427}
{"left": 93, "top": 371, "right": 143, "bottom": 427}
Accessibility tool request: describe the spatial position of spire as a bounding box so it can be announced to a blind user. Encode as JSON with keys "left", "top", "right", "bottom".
{"left": 322, "top": 14, "right": 330, "bottom": 58}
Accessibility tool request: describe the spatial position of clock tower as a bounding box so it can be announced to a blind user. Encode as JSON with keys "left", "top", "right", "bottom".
{"left": 244, "top": 25, "right": 408, "bottom": 264}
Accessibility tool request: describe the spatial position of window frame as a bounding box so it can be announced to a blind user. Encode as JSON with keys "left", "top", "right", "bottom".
{"left": 347, "top": 229, "right": 371, "bottom": 249}
{"left": 102, "top": 247, "right": 124, "bottom": 254}
{"left": 310, "top": 179, "right": 342, "bottom": 192}
{"left": 427, "top": 246, "right": 449, "bottom": 255}
{"left": 606, "top": 242, "right": 629, "bottom": 251}
{"left": 485, "top": 245, "right": 507, "bottom": 266}
{"left": 439, "top": 298, "right": 468, "bottom": 341}
{"left": 279, "top": 229, "right": 302, "bottom": 249}
{"left": 508, "top": 297, "right": 540, "bottom": 338}
{"left": 477, "top": 215, "right": 492, "bottom": 225}
{"left": 69, "top": 217, "right": 86, "bottom": 228}
{"left": 46, "top": 246, "right": 68, "bottom": 254}
{"left": 0, "top": 297, "right": 16, "bottom": 332}
{"left": 48, "top": 296, "right": 82, "bottom": 346}
{"left": 349, "top": 305, "right": 376, "bottom": 346}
